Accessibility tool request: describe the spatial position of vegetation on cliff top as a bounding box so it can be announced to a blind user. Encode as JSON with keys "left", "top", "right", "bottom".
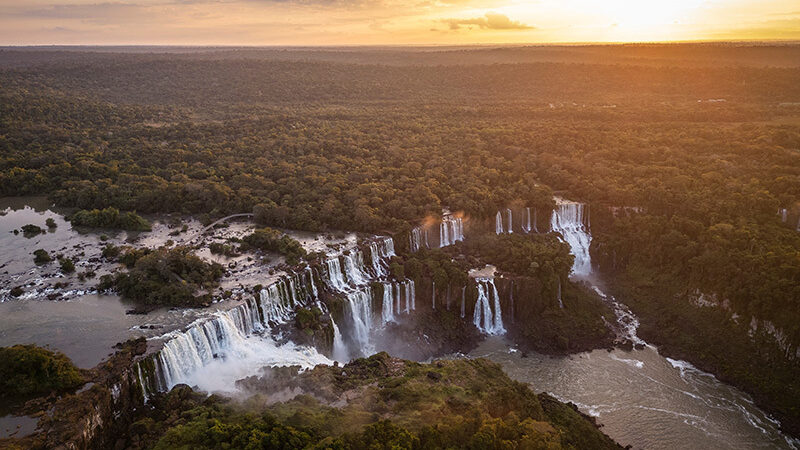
{"left": 69, "top": 207, "right": 151, "bottom": 231}
{"left": 99, "top": 246, "right": 224, "bottom": 307}
{"left": 125, "top": 353, "right": 619, "bottom": 449}
{"left": 0, "top": 345, "right": 84, "bottom": 400}
{"left": 240, "top": 227, "right": 307, "bottom": 265}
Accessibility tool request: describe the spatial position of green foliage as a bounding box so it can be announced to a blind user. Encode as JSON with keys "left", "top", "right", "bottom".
{"left": 1, "top": 47, "right": 799, "bottom": 434}
{"left": 242, "top": 228, "right": 307, "bottom": 265}
{"left": 69, "top": 207, "right": 151, "bottom": 231}
{"left": 45, "top": 218, "right": 57, "bottom": 228}
{"left": 101, "top": 243, "right": 121, "bottom": 259}
{"left": 462, "top": 233, "right": 574, "bottom": 282}
{"left": 33, "top": 249, "right": 52, "bottom": 265}
{"left": 209, "top": 242, "right": 239, "bottom": 257}
{"left": 58, "top": 257, "right": 75, "bottom": 274}
{"left": 0, "top": 345, "right": 84, "bottom": 399}
{"left": 21, "top": 224, "right": 44, "bottom": 237}
{"left": 395, "top": 249, "right": 467, "bottom": 286}
{"left": 137, "top": 355, "right": 618, "bottom": 450}
{"left": 104, "top": 246, "right": 224, "bottom": 306}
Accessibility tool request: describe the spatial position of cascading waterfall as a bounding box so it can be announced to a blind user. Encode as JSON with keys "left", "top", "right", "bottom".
{"left": 533, "top": 208, "right": 539, "bottom": 233}
{"left": 496, "top": 211, "right": 503, "bottom": 234}
{"left": 345, "top": 288, "right": 374, "bottom": 355}
{"left": 412, "top": 216, "right": 463, "bottom": 251}
{"left": 506, "top": 208, "right": 513, "bottom": 233}
{"left": 342, "top": 252, "right": 368, "bottom": 285}
{"left": 523, "top": 207, "right": 531, "bottom": 233}
{"left": 550, "top": 201, "right": 592, "bottom": 277}
{"left": 325, "top": 257, "right": 347, "bottom": 291}
{"left": 331, "top": 317, "right": 348, "bottom": 362}
{"left": 138, "top": 271, "right": 332, "bottom": 395}
{"left": 409, "top": 227, "right": 424, "bottom": 253}
{"left": 380, "top": 280, "right": 414, "bottom": 323}
{"left": 382, "top": 284, "right": 395, "bottom": 323}
{"left": 472, "top": 278, "right": 505, "bottom": 335}
{"left": 368, "top": 237, "right": 395, "bottom": 277}
{"left": 439, "top": 216, "right": 464, "bottom": 247}
{"left": 138, "top": 236, "right": 409, "bottom": 397}
{"left": 779, "top": 208, "right": 788, "bottom": 223}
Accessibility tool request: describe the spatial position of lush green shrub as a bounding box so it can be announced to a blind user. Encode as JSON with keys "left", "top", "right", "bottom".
{"left": 105, "top": 246, "right": 224, "bottom": 306}
{"left": 21, "top": 224, "right": 44, "bottom": 236}
{"left": 69, "top": 207, "right": 151, "bottom": 231}
{"left": 0, "top": 345, "right": 84, "bottom": 399}
{"left": 209, "top": 242, "right": 239, "bottom": 257}
{"left": 241, "top": 228, "right": 307, "bottom": 265}
{"left": 33, "top": 249, "right": 52, "bottom": 264}
{"left": 58, "top": 257, "right": 76, "bottom": 274}
{"left": 45, "top": 218, "right": 57, "bottom": 228}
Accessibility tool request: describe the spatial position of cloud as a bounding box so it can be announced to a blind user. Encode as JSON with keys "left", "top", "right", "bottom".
{"left": 443, "top": 12, "right": 532, "bottom": 31}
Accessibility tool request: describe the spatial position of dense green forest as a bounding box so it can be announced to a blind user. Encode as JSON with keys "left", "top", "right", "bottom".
{"left": 0, "top": 44, "right": 799, "bottom": 434}
{"left": 125, "top": 354, "right": 620, "bottom": 449}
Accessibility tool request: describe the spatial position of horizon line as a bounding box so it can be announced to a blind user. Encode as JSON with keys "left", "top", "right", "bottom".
{"left": 2, "top": 39, "right": 800, "bottom": 49}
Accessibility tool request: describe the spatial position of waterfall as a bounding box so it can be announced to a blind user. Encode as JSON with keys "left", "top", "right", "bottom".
{"left": 496, "top": 211, "right": 503, "bottom": 234}
{"left": 345, "top": 288, "right": 374, "bottom": 357}
{"left": 402, "top": 281, "right": 414, "bottom": 313}
{"left": 460, "top": 285, "right": 466, "bottom": 318}
{"left": 779, "top": 208, "right": 788, "bottom": 223}
{"left": 506, "top": 208, "right": 513, "bottom": 233}
{"left": 523, "top": 207, "right": 531, "bottom": 233}
{"left": 139, "top": 267, "right": 336, "bottom": 395}
{"left": 260, "top": 280, "right": 299, "bottom": 325}
{"left": 369, "top": 237, "right": 395, "bottom": 277}
{"left": 342, "top": 252, "right": 368, "bottom": 285}
{"left": 325, "top": 257, "right": 347, "bottom": 291}
{"left": 550, "top": 201, "right": 592, "bottom": 277}
{"left": 439, "top": 216, "right": 464, "bottom": 247}
{"left": 139, "top": 236, "right": 409, "bottom": 396}
{"left": 331, "top": 317, "right": 348, "bottom": 362}
{"left": 382, "top": 283, "right": 395, "bottom": 323}
{"left": 533, "top": 208, "right": 539, "bottom": 233}
{"left": 473, "top": 279, "right": 505, "bottom": 335}
{"left": 409, "top": 227, "right": 423, "bottom": 252}
{"left": 557, "top": 278, "right": 564, "bottom": 309}
{"left": 137, "top": 363, "right": 150, "bottom": 403}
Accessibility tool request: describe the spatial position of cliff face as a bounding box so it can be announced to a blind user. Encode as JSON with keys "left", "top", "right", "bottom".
{"left": 7, "top": 339, "right": 149, "bottom": 450}
{"left": 370, "top": 273, "right": 615, "bottom": 360}
{"left": 494, "top": 276, "right": 616, "bottom": 355}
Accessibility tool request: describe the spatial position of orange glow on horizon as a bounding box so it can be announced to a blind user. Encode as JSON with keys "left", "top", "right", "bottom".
{"left": 0, "top": 0, "right": 798, "bottom": 45}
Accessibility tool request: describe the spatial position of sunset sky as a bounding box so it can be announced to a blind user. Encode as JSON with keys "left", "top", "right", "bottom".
{"left": 1, "top": 0, "right": 799, "bottom": 45}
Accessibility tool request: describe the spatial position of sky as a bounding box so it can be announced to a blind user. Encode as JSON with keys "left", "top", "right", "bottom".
{"left": 1, "top": 0, "right": 799, "bottom": 45}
